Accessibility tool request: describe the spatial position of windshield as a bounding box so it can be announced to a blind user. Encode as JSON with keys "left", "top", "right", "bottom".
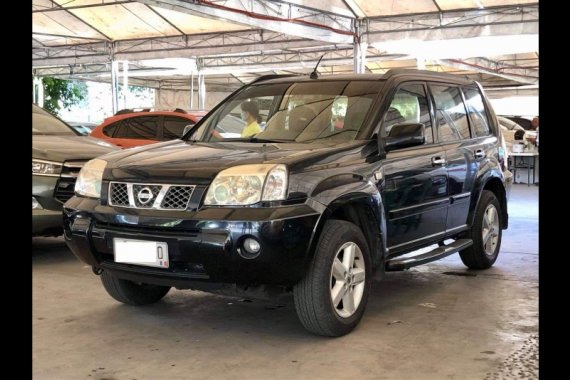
{"left": 190, "top": 80, "right": 384, "bottom": 143}
{"left": 32, "top": 105, "right": 76, "bottom": 136}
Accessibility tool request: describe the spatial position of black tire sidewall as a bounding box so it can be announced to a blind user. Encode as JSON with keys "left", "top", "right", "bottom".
{"left": 101, "top": 271, "right": 171, "bottom": 306}
{"left": 311, "top": 220, "right": 372, "bottom": 331}
{"left": 461, "top": 190, "right": 502, "bottom": 268}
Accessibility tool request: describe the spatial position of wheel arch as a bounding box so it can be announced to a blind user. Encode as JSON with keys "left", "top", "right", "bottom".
{"left": 307, "top": 191, "right": 387, "bottom": 276}
{"left": 468, "top": 176, "right": 508, "bottom": 230}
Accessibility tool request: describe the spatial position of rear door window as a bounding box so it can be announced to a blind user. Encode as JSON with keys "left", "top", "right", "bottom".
{"left": 430, "top": 85, "right": 471, "bottom": 142}
{"left": 462, "top": 86, "right": 491, "bottom": 137}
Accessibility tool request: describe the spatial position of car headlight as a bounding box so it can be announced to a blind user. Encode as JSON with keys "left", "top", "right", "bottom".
{"left": 32, "top": 159, "right": 62, "bottom": 176}
{"left": 75, "top": 159, "right": 107, "bottom": 198}
{"left": 204, "top": 164, "right": 288, "bottom": 206}
{"left": 32, "top": 196, "right": 43, "bottom": 209}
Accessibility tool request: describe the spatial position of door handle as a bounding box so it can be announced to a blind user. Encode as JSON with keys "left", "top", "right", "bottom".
{"left": 432, "top": 156, "right": 446, "bottom": 166}
{"left": 474, "top": 149, "right": 485, "bottom": 159}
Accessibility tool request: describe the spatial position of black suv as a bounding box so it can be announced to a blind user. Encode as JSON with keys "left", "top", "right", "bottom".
{"left": 64, "top": 70, "right": 510, "bottom": 336}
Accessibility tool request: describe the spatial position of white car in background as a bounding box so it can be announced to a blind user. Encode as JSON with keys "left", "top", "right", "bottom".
{"left": 66, "top": 121, "right": 98, "bottom": 136}
{"left": 497, "top": 116, "right": 524, "bottom": 131}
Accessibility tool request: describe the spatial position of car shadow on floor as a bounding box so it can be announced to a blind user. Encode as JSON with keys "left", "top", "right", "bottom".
{"left": 85, "top": 267, "right": 456, "bottom": 342}
{"left": 33, "top": 237, "right": 477, "bottom": 340}
{"left": 32, "top": 236, "right": 77, "bottom": 264}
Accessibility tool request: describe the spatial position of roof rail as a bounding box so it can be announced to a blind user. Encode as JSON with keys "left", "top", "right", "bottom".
{"left": 249, "top": 74, "right": 299, "bottom": 85}
{"left": 381, "top": 68, "right": 475, "bottom": 84}
{"left": 113, "top": 108, "right": 199, "bottom": 115}
{"left": 114, "top": 108, "right": 152, "bottom": 115}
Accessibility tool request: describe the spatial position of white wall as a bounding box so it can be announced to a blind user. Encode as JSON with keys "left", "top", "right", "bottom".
{"left": 155, "top": 89, "right": 231, "bottom": 111}
{"left": 488, "top": 95, "right": 539, "bottom": 117}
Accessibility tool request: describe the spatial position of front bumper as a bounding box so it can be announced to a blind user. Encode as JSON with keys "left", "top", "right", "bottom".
{"left": 63, "top": 197, "right": 321, "bottom": 287}
{"left": 33, "top": 209, "right": 63, "bottom": 236}
{"left": 33, "top": 175, "right": 64, "bottom": 236}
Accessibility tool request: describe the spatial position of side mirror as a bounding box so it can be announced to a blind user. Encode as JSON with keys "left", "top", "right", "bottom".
{"left": 384, "top": 123, "right": 425, "bottom": 151}
{"left": 182, "top": 124, "right": 194, "bottom": 137}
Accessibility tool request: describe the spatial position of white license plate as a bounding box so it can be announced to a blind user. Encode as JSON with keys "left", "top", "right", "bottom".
{"left": 113, "top": 238, "right": 169, "bottom": 268}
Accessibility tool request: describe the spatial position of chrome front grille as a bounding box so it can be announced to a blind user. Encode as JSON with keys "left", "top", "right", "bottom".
{"left": 162, "top": 186, "right": 194, "bottom": 209}
{"left": 109, "top": 183, "right": 129, "bottom": 206}
{"left": 55, "top": 161, "right": 86, "bottom": 203}
{"left": 108, "top": 182, "right": 195, "bottom": 210}
{"left": 61, "top": 161, "right": 86, "bottom": 178}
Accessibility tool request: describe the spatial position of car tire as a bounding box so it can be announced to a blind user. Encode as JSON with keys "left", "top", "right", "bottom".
{"left": 459, "top": 190, "right": 503, "bottom": 269}
{"left": 294, "top": 220, "right": 371, "bottom": 337}
{"left": 101, "top": 271, "right": 171, "bottom": 306}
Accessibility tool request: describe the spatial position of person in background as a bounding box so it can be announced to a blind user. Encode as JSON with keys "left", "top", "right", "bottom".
{"left": 333, "top": 115, "right": 345, "bottom": 130}
{"left": 240, "top": 101, "right": 262, "bottom": 138}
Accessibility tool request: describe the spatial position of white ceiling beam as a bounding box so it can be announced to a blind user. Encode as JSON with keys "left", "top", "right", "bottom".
{"left": 32, "top": 47, "right": 397, "bottom": 77}
{"left": 367, "top": 4, "right": 538, "bottom": 44}
{"left": 341, "top": 0, "right": 366, "bottom": 18}
{"left": 32, "top": 30, "right": 341, "bottom": 67}
{"left": 437, "top": 58, "right": 538, "bottom": 85}
{"left": 136, "top": 0, "right": 355, "bottom": 44}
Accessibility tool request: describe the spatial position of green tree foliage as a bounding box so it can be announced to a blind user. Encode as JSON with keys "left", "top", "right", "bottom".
{"left": 41, "top": 77, "right": 87, "bottom": 116}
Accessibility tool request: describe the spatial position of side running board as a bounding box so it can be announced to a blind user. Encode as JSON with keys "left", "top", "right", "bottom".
{"left": 386, "top": 239, "right": 473, "bottom": 271}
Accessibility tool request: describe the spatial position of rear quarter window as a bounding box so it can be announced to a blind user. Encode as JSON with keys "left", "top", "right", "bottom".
{"left": 430, "top": 84, "right": 471, "bottom": 142}
{"left": 114, "top": 116, "right": 158, "bottom": 139}
{"left": 103, "top": 121, "right": 121, "bottom": 137}
{"left": 462, "top": 86, "right": 491, "bottom": 137}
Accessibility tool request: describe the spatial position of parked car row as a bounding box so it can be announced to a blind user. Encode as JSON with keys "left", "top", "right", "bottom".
{"left": 33, "top": 106, "right": 209, "bottom": 236}
{"left": 32, "top": 104, "right": 119, "bottom": 236}
{"left": 90, "top": 109, "right": 207, "bottom": 148}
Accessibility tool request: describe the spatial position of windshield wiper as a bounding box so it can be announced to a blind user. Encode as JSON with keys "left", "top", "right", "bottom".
{"left": 248, "top": 137, "right": 289, "bottom": 143}
{"left": 219, "top": 137, "right": 289, "bottom": 143}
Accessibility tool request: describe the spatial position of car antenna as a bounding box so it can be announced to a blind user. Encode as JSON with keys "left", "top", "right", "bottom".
{"left": 310, "top": 55, "right": 325, "bottom": 79}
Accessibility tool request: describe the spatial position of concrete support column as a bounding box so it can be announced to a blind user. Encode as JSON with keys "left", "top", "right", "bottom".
{"left": 416, "top": 56, "right": 426, "bottom": 70}
{"left": 198, "top": 72, "right": 206, "bottom": 110}
{"left": 111, "top": 60, "right": 120, "bottom": 114}
{"left": 190, "top": 72, "right": 194, "bottom": 110}
{"left": 122, "top": 60, "right": 129, "bottom": 109}
{"left": 33, "top": 77, "right": 44, "bottom": 107}
{"left": 353, "top": 21, "right": 367, "bottom": 73}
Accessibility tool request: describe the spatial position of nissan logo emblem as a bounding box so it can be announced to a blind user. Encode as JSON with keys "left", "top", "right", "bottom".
{"left": 137, "top": 187, "right": 154, "bottom": 205}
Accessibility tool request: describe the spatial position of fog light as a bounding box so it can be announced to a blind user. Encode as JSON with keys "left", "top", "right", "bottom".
{"left": 243, "top": 238, "right": 260, "bottom": 254}
{"left": 238, "top": 237, "right": 261, "bottom": 259}
{"left": 32, "top": 197, "right": 42, "bottom": 210}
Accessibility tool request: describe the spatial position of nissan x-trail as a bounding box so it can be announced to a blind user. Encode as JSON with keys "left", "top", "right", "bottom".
{"left": 64, "top": 69, "right": 510, "bottom": 336}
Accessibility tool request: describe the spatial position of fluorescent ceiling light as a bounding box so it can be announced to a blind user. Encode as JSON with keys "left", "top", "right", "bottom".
{"left": 138, "top": 58, "right": 197, "bottom": 74}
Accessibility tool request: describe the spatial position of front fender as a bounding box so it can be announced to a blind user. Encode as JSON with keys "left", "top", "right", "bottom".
{"left": 305, "top": 177, "right": 387, "bottom": 275}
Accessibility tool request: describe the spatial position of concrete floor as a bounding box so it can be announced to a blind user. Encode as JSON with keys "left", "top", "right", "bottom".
{"left": 32, "top": 184, "right": 538, "bottom": 380}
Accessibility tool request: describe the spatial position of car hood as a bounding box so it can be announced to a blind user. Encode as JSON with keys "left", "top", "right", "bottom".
{"left": 105, "top": 140, "right": 372, "bottom": 183}
{"left": 32, "top": 135, "right": 119, "bottom": 162}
